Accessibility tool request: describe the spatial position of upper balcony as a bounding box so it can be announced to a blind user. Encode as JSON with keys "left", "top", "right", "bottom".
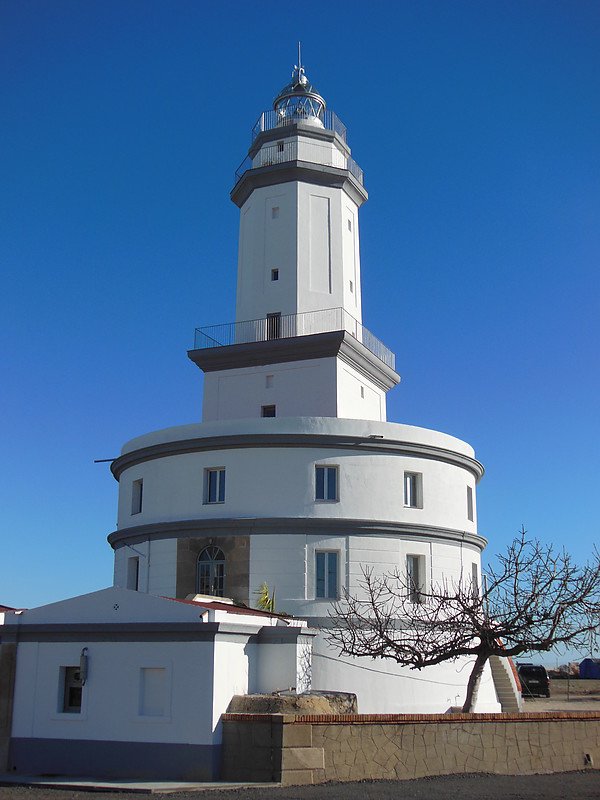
{"left": 193, "top": 307, "right": 395, "bottom": 371}
{"left": 235, "top": 139, "right": 363, "bottom": 187}
{"left": 250, "top": 108, "right": 348, "bottom": 144}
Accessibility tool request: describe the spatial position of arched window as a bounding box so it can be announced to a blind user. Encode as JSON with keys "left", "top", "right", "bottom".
{"left": 196, "top": 546, "right": 225, "bottom": 597}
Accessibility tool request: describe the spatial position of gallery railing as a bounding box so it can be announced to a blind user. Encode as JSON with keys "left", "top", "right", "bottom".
{"left": 193, "top": 307, "right": 395, "bottom": 370}
{"left": 251, "top": 108, "right": 348, "bottom": 144}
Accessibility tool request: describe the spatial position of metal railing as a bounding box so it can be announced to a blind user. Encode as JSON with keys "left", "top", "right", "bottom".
{"left": 251, "top": 108, "right": 347, "bottom": 144}
{"left": 193, "top": 307, "right": 395, "bottom": 370}
{"left": 235, "top": 140, "right": 363, "bottom": 185}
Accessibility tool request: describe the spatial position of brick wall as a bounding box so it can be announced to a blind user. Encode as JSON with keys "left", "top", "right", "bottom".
{"left": 221, "top": 711, "right": 600, "bottom": 786}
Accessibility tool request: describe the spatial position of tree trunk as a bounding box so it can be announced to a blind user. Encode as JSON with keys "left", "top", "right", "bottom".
{"left": 461, "top": 652, "right": 488, "bottom": 713}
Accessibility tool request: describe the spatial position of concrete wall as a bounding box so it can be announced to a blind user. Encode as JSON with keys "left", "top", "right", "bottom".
{"left": 235, "top": 174, "right": 361, "bottom": 325}
{"left": 221, "top": 712, "right": 600, "bottom": 785}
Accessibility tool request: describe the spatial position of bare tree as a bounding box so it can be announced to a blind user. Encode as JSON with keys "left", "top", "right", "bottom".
{"left": 327, "top": 528, "right": 600, "bottom": 712}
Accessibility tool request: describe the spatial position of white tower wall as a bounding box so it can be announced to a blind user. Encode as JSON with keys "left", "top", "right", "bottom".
{"left": 235, "top": 177, "right": 362, "bottom": 324}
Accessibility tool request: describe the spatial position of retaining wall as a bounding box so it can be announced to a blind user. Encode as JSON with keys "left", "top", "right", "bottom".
{"left": 221, "top": 712, "right": 600, "bottom": 786}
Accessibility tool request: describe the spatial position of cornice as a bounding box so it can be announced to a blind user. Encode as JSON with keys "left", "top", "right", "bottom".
{"left": 111, "top": 430, "right": 484, "bottom": 482}
{"left": 108, "top": 517, "right": 487, "bottom": 552}
{"left": 187, "top": 330, "right": 399, "bottom": 391}
{"left": 231, "top": 161, "right": 368, "bottom": 208}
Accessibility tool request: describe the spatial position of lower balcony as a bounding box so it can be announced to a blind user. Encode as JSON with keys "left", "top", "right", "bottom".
{"left": 193, "top": 307, "right": 395, "bottom": 371}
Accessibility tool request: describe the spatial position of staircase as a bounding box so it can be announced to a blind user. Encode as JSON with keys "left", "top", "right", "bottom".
{"left": 489, "top": 655, "right": 523, "bottom": 712}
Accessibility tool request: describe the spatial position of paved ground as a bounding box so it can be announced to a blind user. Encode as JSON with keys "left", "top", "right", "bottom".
{"left": 1, "top": 771, "right": 600, "bottom": 800}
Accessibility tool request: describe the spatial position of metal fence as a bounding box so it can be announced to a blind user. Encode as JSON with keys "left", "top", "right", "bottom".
{"left": 235, "top": 140, "right": 364, "bottom": 185}
{"left": 251, "top": 109, "right": 348, "bottom": 144}
{"left": 194, "top": 307, "right": 395, "bottom": 370}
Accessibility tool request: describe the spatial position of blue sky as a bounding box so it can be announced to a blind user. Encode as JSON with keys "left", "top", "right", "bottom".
{"left": 2, "top": 1, "right": 599, "bottom": 662}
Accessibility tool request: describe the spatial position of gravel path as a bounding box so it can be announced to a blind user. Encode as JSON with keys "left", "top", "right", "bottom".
{"left": 1, "top": 771, "right": 599, "bottom": 800}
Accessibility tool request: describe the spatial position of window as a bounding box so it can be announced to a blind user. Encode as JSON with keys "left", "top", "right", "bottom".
{"left": 406, "top": 555, "right": 424, "bottom": 604}
{"left": 467, "top": 486, "right": 474, "bottom": 521}
{"left": 316, "top": 551, "right": 338, "bottom": 599}
{"left": 131, "top": 479, "right": 143, "bottom": 515}
{"left": 349, "top": 280, "right": 354, "bottom": 293}
{"left": 272, "top": 206, "right": 280, "bottom": 218}
{"left": 266, "top": 312, "right": 281, "bottom": 340}
{"left": 261, "top": 404, "right": 276, "bottom": 417}
{"left": 62, "top": 666, "right": 83, "bottom": 714}
{"left": 404, "top": 472, "right": 422, "bottom": 508}
{"left": 316, "top": 465, "right": 338, "bottom": 501}
{"left": 347, "top": 219, "right": 352, "bottom": 231}
{"left": 127, "top": 556, "right": 140, "bottom": 591}
{"left": 197, "top": 545, "right": 225, "bottom": 596}
{"left": 360, "top": 385, "right": 364, "bottom": 398}
{"left": 265, "top": 374, "right": 274, "bottom": 388}
{"left": 205, "top": 468, "right": 225, "bottom": 504}
{"left": 277, "top": 141, "right": 284, "bottom": 153}
{"left": 471, "top": 562, "right": 479, "bottom": 599}
{"left": 271, "top": 268, "right": 279, "bottom": 281}
{"left": 139, "top": 667, "right": 166, "bottom": 717}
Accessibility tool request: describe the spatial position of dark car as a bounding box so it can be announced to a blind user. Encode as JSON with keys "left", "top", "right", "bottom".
{"left": 517, "top": 663, "right": 550, "bottom": 697}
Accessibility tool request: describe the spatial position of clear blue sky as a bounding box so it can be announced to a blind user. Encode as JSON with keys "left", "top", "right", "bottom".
{"left": 2, "top": 1, "right": 599, "bottom": 662}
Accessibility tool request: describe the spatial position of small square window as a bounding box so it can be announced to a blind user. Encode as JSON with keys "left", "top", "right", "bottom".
{"left": 265, "top": 374, "right": 274, "bottom": 388}
{"left": 407, "top": 554, "right": 424, "bottom": 603}
{"left": 261, "top": 404, "right": 276, "bottom": 418}
{"left": 205, "top": 468, "right": 225, "bottom": 504}
{"left": 404, "top": 472, "right": 423, "bottom": 509}
{"left": 271, "top": 206, "right": 280, "bottom": 219}
{"left": 61, "top": 666, "right": 83, "bottom": 714}
{"left": 467, "top": 486, "right": 474, "bottom": 521}
{"left": 316, "top": 465, "right": 338, "bottom": 501}
{"left": 316, "top": 551, "right": 339, "bottom": 599}
{"left": 271, "top": 268, "right": 279, "bottom": 281}
{"left": 131, "top": 479, "right": 143, "bottom": 515}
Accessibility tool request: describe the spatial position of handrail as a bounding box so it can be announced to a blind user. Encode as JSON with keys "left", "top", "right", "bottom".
{"left": 193, "top": 307, "right": 395, "bottom": 370}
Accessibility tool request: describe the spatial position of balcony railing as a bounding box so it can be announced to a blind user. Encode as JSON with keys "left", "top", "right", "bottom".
{"left": 251, "top": 108, "right": 348, "bottom": 144}
{"left": 235, "top": 139, "right": 364, "bottom": 186}
{"left": 193, "top": 307, "right": 395, "bottom": 370}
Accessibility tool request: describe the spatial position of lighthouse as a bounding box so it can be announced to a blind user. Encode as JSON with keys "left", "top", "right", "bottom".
{"left": 108, "top": 57, "right": 504, "bottom": 713}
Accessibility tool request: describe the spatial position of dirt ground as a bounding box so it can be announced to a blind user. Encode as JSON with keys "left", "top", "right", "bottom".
{"left": 522, "top": 679, "right": 600, "bottom": 711}
{"left": 1, "top": 771, "right": 600, "bottom": 800}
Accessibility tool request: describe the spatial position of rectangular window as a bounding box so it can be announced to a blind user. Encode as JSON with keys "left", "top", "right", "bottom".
{"left": 316, "top": 465, "right": 338, "bottom": 501}
{"left": 127, "top": 556, "right": 140, "bottom": 591}
{"left": 347, "top": 219, "right": 352, "bottom": 231}
{"left": 316, "top": 551, "right": 338, "bottom": 599}
{"left": 360, "top": 385, "right": 364, "bottom": 398}
{"left": 205, "top": 468, "right": 226, "bottom": 504}
{"left": 265, "top": 374, "right": 274, "bottom": 388}
{"left": 404, "top": 472, "right": 422, "bottom": 508}
{"left": 467, "top": 485, "right": 474, "bottom": 521}
{"left": 271, "top": 206, "right": 280, "bottom": 218}
{"left": 139, "top": 667, "right": 166, "bottom": 717}
{"left": 271, "top": 268, "right": 279, "bottom": 281}
{"left": 471, "top": 562, "right": 479, "bottom": 599}
{"left": 131, "top": 479, "right": 143, "bottom": 515}
{"left": 266, "top": 312, "right": 281, "bottom": 340}
{"left": 62, "top": 666, "right": 83, "bottom": 714}
{"left": 277, "top": 141, "right": 284, "bottom": 153}
{"left": 406, "top": 555, "right": 423, "bottom": 604}
{"left": 349, "top": 280, "right": 354, "bottom": 293}
{"left": 261, "top": 404, "right": 276, "bottom": 417}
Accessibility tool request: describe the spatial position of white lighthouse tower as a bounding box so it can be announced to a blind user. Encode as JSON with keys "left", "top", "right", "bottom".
{"left": 109, "top": 58, "right": 504, "bottom": 713}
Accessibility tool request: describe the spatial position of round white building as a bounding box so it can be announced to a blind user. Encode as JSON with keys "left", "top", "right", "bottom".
{"left": 109, "top": 60, "right": 504, "bottom": 713}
